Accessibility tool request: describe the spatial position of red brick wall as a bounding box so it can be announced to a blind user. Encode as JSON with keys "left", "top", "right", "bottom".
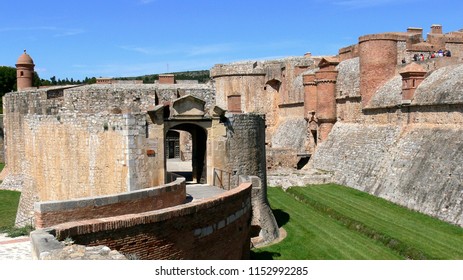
{"left": 316, "top": 67, "right": 338, "bottom": 122}
{"left": 159, "top": 75, "right": 175, "bottom": 84}
{"left": 359, "top": 35, "right": 398, "bottom": 108}
{"left": 228, "top": 95, "right": 242, "bottom": 113}
{"left": 303, "top": 73, "right": 317, "bottom": 118}
{"left": 34, "top": 178, "right": 186, "bottom": 228}
{"left": 339, "top": 44, "right": 359, "bottom": 61}
{"left": 51, "top": 183, "right": 252, "bottom": 260}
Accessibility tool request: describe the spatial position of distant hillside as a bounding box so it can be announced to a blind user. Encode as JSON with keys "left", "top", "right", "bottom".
{"left": 116, "top": 70, "right": 211, "bottom": 84}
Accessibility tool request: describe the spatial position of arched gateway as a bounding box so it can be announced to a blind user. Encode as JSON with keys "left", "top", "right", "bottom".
{"left": 165, "top": 123, "right": 208, "bottom": 184}
{"left": 147, "top": 95, "right": 280, "bottom": 245}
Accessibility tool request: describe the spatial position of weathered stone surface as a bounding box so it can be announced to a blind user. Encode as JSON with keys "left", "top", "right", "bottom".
{"left": 62, "top": 83, "right": 215, "bottom": 114}
{"left": 267, "top": 168, "right": 332, "bottom": 189}
{"left": 5, "top": 24, "right": 463, "bottom": 262}
{"left": 212, "top": 56, "right": 320, "bottom": 169}
{"left": 336, "top": 57, "right": 360, "bottom": 99}
{"left": 42, "top": 245, "right": 126, "bottom": 260}
{"left": 310, "top": 122, "right": 463, "bottom": 226}
{"left": 368, "top": 75, "right": 402, "bottom": 108}
{"left": 413, "top": 64, "right": 463, "bottom": 105}
{"left": 240, "top": 176, "right": 279, "bottom": 245}
{"left": 271, "top": 117, "right": 306, "bottom": 151}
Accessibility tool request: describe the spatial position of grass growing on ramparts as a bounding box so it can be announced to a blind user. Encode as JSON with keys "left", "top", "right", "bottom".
{"left": 252, "top": 184, "right": 463, "bottom": 260}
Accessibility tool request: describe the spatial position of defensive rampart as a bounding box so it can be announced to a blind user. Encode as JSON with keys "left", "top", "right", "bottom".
{"left": 309, "top": 58, "right": 463, "bottom": 227}
{"left": 211, "top": 57, "right": 318, "bottom": 166}
{"left": 311, "top": 122, "right": 463, "bottom": 226}
{"left": 31, "top": 182, "right": 252, "bottom": 260}
{"left": 14, "top": 112, "right": 149, "bottom": 226}
{"left": 62, "top": 83, "right": 215, "bottom": 114}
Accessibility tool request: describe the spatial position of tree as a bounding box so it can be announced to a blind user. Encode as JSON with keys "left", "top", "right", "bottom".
{"left": 0, "top": 66, "right": 17, "bottom": 95}
{"left": 0, "top": 66, "right": 17, "bottom": 113}
{"left": 50, "top": 76, "right": 57, "bottom": 85}
{"left": 33, "top": 71, "right": 41, "bottom": 88}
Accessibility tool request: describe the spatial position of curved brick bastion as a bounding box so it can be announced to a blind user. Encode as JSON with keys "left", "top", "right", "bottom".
{"left": 30, "top": 180, "right": 252, "bottom": 260}
{"left": 34, "top": 178, "right": 187, "bottom": 229}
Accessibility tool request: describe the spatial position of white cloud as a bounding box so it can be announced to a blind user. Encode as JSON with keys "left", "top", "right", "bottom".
{"left": 70, "top": 57, "right": 217, "bottom": 78}
{"left": 53, "top": 29, "right": 85, "bottom": 37}
{"left": 0, "top": 26, "right": 55, "bottom": 32}
{"left": 0, "top": 26, "right": 84, "bottom": 37}
{"left": 119, "top": 45, "right": 179, "bottom": 56}
{"left": 119, "top": 43, "right": 235, "bottom": 57}
{"left": 139, "top": 0, "right": 156, "bottom": 4}
{"left": 187, "top": 43, "right": 234, "bottom": 56}
{"left": 328, "top": 0, "right": 405, "bottom": 8}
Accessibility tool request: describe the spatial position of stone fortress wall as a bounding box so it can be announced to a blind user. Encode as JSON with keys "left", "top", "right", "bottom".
{"left": 1, "top": 62, "right": 279, "bottom": 258}
{"left": 211, "top": 56, "right": 319, "bottom": 170}
{"left": 213, "top": 24, "right": 463, "bottom": 227}
{"left": 308, "top": 25, "right": 463, "bottom": 227}
{"left": 3, "top": 83, "right": 217, "bottom": 226}
{"left": 310, "top": 58, "right": 463, "bottom": 226}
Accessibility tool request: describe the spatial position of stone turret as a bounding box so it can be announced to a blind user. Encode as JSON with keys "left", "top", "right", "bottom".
{"left": 16, "top": 50, "right": 35, "bottom": 91}
{"left": 315, "top": 57, "right": 339, "bottom": 142}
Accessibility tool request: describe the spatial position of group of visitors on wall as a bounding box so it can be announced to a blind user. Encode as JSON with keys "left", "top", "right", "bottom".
{"left": 412, "top": 49, "right": 452, "bottom": 61}
{"left": 402, "top": 49, "right": 452, "bottom": 64}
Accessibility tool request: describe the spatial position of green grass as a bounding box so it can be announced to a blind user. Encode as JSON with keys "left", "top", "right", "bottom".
{"left": 0, "top": 190, "right": 21, "bottom": 229}
{"left": 0, "top": 189, "right": 34, "bottom": 237}
{"left": 0, "top": 160, "right": 33, "bottom": 237}
{"left": 252, "top": 184, "right": 463, "bottom": 260}
{"left": 252, "top": 187, "right": 402, "bottom": 260}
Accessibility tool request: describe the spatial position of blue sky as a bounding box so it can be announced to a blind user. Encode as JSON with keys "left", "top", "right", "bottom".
{"left": 1, "top": 0, "right": 462, "bottom": 80}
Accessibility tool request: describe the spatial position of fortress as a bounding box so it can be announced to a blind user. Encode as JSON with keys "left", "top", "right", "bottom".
{"left": 212, "top": 24, "right": 463, "bottom": 227}
{"left": 1, "top": 24, "right": 463, "bottom": 259}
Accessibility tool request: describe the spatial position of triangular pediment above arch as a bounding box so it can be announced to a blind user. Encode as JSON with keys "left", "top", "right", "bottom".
{"left": 171, "top": 94, "right": 207, "bottom": 119}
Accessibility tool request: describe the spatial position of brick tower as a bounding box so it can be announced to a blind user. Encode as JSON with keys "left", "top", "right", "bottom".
{"left": 315, "top": 57, "right": 339, "bottom": 142}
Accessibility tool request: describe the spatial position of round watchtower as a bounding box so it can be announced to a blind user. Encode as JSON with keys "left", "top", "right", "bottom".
{"left": 359, "top": 34, "right": 400, "bottom": 108}
{"left": 16, "top": 50, "right": 35, "bottom": 91}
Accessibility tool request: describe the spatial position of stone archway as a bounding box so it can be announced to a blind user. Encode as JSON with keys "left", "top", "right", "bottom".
{"left": 165, "top": 123, "right": 208, "bottom": 184}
